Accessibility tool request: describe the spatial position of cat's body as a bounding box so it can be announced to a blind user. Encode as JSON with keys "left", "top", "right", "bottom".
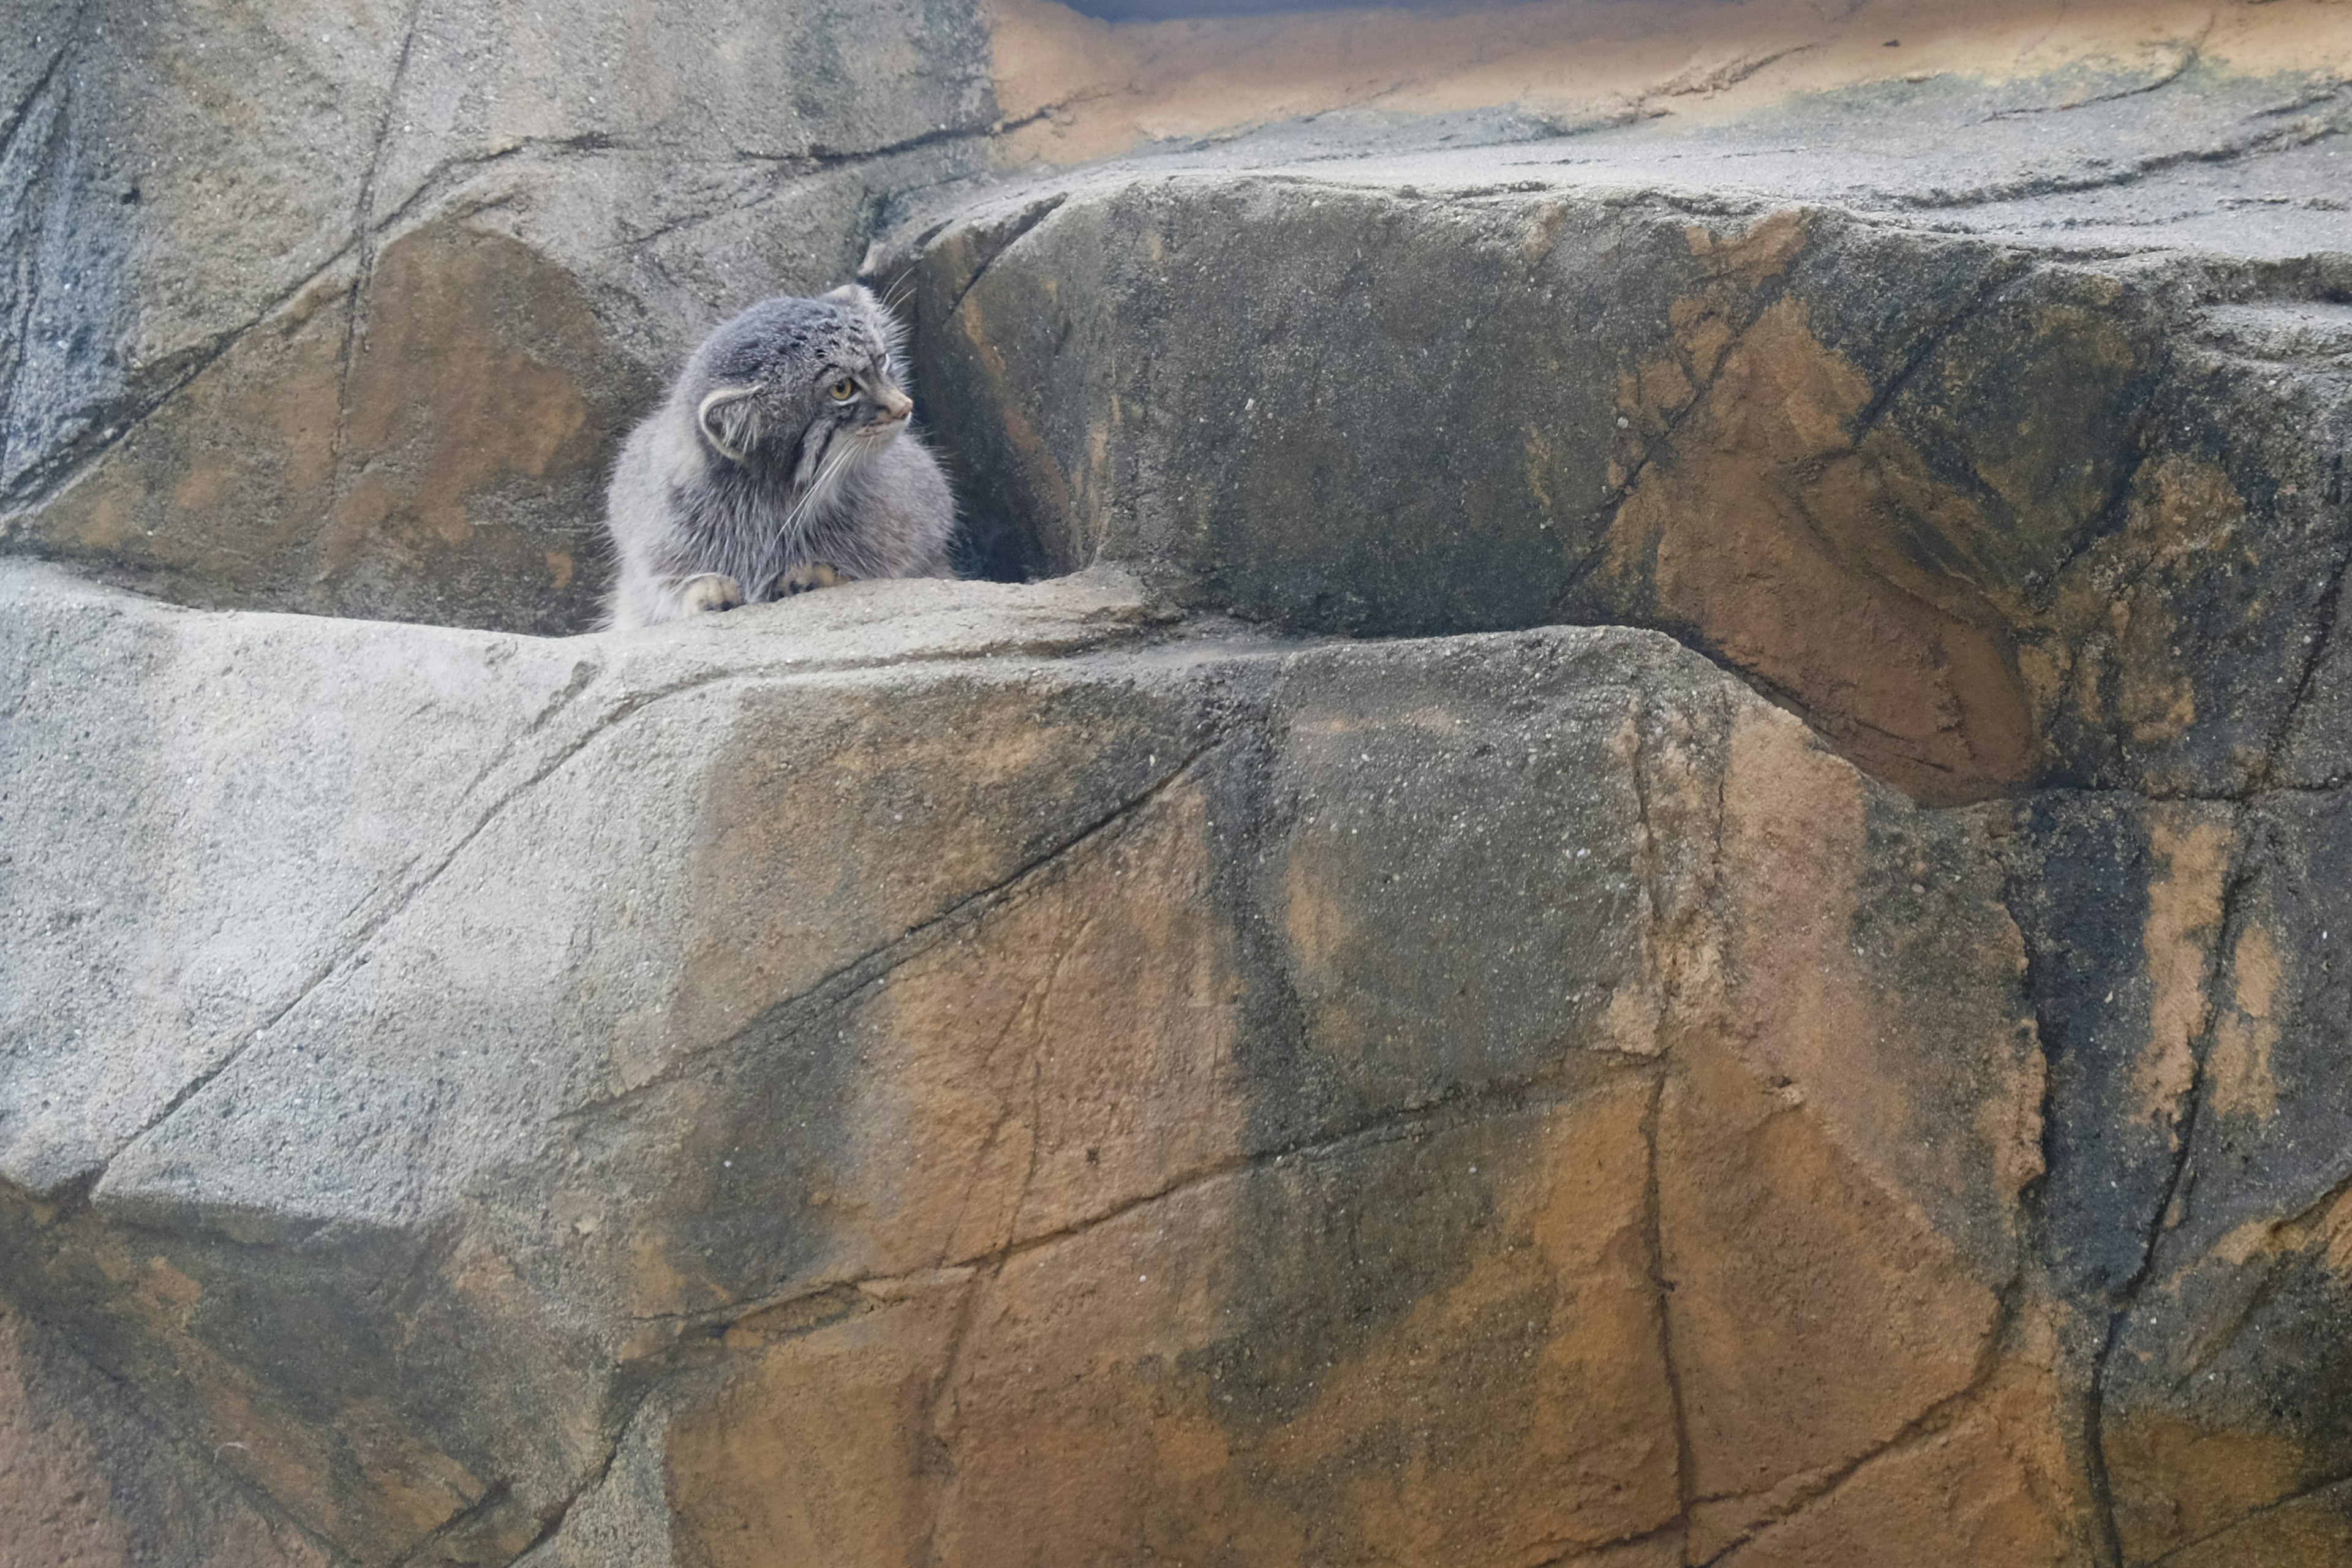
{"left": 602, "top": 285, "right": 955, "bottom": 630}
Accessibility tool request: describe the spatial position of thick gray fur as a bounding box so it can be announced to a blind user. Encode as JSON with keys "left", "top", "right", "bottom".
{"left": 601, "top": 285, "right": 956, "bottom": 630}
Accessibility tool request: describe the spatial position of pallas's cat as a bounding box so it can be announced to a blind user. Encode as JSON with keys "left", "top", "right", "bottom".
{"left": 602, "top": 285, "right": 954, "bottom": 630}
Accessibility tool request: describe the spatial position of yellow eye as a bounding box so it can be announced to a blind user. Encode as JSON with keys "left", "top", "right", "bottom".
{"left": 829, "top": 378, "right": 857, "bottom": 401}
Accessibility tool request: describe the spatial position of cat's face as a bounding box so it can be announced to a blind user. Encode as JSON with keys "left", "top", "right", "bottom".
{"left": 687, "top": 287, "right": 913, "bottom": 485}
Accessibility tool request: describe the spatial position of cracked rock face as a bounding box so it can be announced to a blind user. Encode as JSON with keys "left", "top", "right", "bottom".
{"left": 1, "top": 564, "right": 2058, "bottom": 1566}
{"left": 1, "top": 0, "right": 995, "bottom": 630}
{"left": 6, "top": 1, "right": 2352, "bottom": 1564}
{"left": 886, "top": 140, "right": 2352, "bottom": 808}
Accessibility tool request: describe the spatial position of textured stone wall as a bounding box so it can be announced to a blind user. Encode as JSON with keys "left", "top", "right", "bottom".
{"left": 4, "top": 3, "right": 2352, "bottom": 1566}
{"left": 2, "top": 0, "right": 995, "bottom": 630}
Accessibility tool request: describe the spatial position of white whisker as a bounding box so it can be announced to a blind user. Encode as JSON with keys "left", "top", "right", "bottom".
{"left": 780, "top": 440, "right": 856, "bottom": 541}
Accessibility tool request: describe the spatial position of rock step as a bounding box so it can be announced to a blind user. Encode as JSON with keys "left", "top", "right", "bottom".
{"left": 880, "top": 138, "right": 2352, "bottom": 807}
{"left": 5, "top": 564, "right": 2051, "bottom": 1566}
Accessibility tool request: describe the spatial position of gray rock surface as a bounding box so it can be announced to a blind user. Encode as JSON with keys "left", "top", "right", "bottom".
{"left": 7, "top": 2, "right": 2352, "bottom": 1562}
{"left": 879, "top": 60, "right": 2352, "bottom": 805}
{"left": 1, "top": 560, "right": 2050, "bottom": 1564}
{"left": 1, "top": 0, "right": 995, "bottom": 631}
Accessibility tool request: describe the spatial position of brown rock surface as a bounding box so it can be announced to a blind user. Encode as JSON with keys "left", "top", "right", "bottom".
{"left": 889, "top": 176, "right": 2343, "bottom": 805}
{"left": 2, "top": 565, "right": 2078, "bottom": 1564}
{"left": 20, "top": 224, "right": 643, "bottom": 633}
{"left": 5, "top": 1, "right": 2351, "bottom": 1562}
{"left": 0, "top": 1303, "right": 329, "bottom": 1568}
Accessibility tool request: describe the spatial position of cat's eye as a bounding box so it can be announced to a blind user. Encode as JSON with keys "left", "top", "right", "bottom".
{"left": 829, "top": 378, "right": 857, "bottom": 401}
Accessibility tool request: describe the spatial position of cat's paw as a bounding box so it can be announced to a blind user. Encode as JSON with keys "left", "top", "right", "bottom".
{"left": 677, "top": 573, "right": 745, "bottom": 616}
{"left": 778, "top": 563, "right": 846, "bottom": 596}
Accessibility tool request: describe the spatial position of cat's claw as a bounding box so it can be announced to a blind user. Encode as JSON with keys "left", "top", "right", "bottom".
{"left": 679, "top": 573, "right": 745, "bottom": 616}
{"left": 779, "top": 563, "right": 846, "bottom": 595}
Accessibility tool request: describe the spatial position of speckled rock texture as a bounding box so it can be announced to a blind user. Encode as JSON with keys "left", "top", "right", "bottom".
{"left": 1, "top": 0, "right": 995, "bottom": 632}
{"left": 5, "top": 2, "right": 2352, "bottom": 1566}
{"left": 1, "top": 562, "right": 2061, "bottom": 1567}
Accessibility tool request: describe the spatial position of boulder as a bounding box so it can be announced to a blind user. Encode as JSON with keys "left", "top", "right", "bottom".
{"left": 881, "top": 99, "right": 2352, "bottom": 805}
{"left": 1, "top": 0, "right": 995, "bottom": 630}
{"left": 2, "top": 561, "right": 2057, "bottom": 1564}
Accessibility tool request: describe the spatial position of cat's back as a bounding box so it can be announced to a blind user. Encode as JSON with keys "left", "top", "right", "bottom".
{"left": 604, "top": 396, "right": 701, "bottom": 544}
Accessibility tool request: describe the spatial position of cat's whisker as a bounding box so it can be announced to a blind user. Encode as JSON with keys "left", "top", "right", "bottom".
{"left": 782, "top": 441, "right": 854, "bottom": 539}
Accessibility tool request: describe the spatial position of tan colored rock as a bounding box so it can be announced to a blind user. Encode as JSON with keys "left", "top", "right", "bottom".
{"left": 1, "top": 569, "right": 2081, "bottom": 1564}
{"left": 1710, "top": 1357, "right": 2082, "bottom": 1567}
{"left": 1662, "top": 706, "right": 2043, "bottom": 1542}
{"left": 670, "top": 1079, "right": 1676, "bottom": 1568}
{"left": 21, "top": 223, "right": 646, "bottom": 634}
{"left": 2098, "top": 793, "right": 2352, "bottom": 1564}
{"left": 2154, "top": 1479, "right": 2352, "bottom": 1568}
{"left": 6, "top": 0, "right": 2350, "bottom": 1562}
{"left": 0, "top": 1304, "right": 330, "bottom": 1568}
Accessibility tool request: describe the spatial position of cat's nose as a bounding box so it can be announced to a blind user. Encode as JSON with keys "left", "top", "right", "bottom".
{"left": 878, "top": 386, "right": 914, "bottom": 423}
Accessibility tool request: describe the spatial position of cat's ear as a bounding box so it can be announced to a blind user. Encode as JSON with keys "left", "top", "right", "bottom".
{"left": 696, "top": 383, "right": 764, "bottom": 463}
{"left": 825, "top": 282, "right": 881, "bottom": 312}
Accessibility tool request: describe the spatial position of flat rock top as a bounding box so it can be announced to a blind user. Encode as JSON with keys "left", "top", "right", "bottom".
{"left": 957, "top": 0, "right": 2352, "bottom": 265}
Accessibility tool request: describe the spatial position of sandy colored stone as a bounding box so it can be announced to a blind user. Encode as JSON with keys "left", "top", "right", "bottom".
{"left": 0, "top": 564, "right": 1214, "bottom": 1563}
{"left": 1, "top": 0, "right": 992, "bottom": 542}
{"left": 835, "top": 777, "right": 1248, "bottom": 1261}
{"left": 2106, "top": 1412, "right": 2322, "bottom": 1564}
{"left": 3, "top": 564, "right": 2097, "bottom": 1565}
{"left": 1660, "top": 706, "right": 2041, "bottom": 1531}
{"left": 663, "top": 1278, "right": 972, "bottom": 1568}
{"left": 2000, "top": 795, "right": 2247, "bottom": 1305}
{"left": 1660, "top": 1030, "right": 2002, "bottom": 1533}
{"left": 22, "top": 222, "right": 646, "bottom": 633}
{"left": 0, "top": 1304, "right": 329, "bottom": 1568}
{"left": 984, "top": 0, "right": 2351, "bottom": 168}
{"left": 2155, "top": 1478, "right": 2352, "bottom": 1568}
{"left": 7, "top": 5, "right": 2351, "bottom": 1555}
{"left": 1596, "top": 280, "right": 2042, "bottom": 802}
{"left": 2129, "top": 809, "right": 2233, "bottom": 1129}
{"left": 917, "top": 1082, "right": 1676, "bottom": 1567}
{"left": 893, "top": 143, "right": 2336, "bottom": 803}
{"left": 2098, "top": 790, "right": 2352, "bottom": 1561}
{"left": 1710, "top": 1357, "right": 2080, "bottom": 1567}
{"left": 2206, "top": 918, "right": 2286, "bottom": 1124}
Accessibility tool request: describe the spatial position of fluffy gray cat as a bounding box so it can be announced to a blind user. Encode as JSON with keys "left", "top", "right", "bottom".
{"left": 601, "top": 285, "right": 955, "bottom": 630}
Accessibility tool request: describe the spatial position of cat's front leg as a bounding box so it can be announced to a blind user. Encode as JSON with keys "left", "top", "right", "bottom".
{"left": 676, "top": 573, "right": 745, "bottom": 616}
{"left": 777, "top": 563, "right": 848, "bottom": 596}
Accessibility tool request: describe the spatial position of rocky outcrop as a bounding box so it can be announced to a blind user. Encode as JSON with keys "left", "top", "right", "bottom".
{"left": 3, "top": 560, "right": 2062, "bottom": 1566}
{"left": 1, "top": 0, "right": 994, "bottom": 631}
{"left": 6, "top": 1, "right": 2352, "bottom": 1564}
{"left": 882, "top": 79, "right": 2352, "bottom": 809}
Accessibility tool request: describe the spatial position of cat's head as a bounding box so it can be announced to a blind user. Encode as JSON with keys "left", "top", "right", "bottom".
{"left": 682, "top": 285, "right": 913, "bottom": 487}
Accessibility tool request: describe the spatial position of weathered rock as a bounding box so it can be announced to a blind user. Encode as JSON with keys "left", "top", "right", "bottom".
{"left": 882, "top": 54, "right": 2352, "bottom": 805}
{"left": 2, "top": 561, "right": 2056, "bottom": 1563}
{"left": 1, "top": 0, "right": 995, "bottom": 630}
{"left": 2002, "top": 796, "right": 2241, "bottom": 1308}
{"left": 6, "top": 1, "right": 2352, "bottom": 1562}
{"left": 0, "top": 1302, "right": 329, "bottom": 1568}
{"left": 2095, "top": 789, "right": 2352, "bottom": 1565}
